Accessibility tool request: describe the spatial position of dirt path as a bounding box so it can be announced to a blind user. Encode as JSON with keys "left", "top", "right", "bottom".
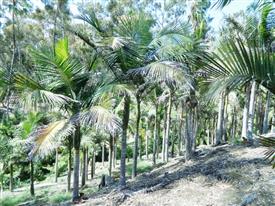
{"left": 80, "top": 145, "right": 274, "bottom": 206}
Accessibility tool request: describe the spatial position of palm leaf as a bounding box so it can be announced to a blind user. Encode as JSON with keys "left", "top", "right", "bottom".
{"left": 78, "top": 106, "right": 121, "bottom": 135}
{"left": 129, "top": 61, "right": 193, "bottom": 90}
{"left": 259, "top": 134, "right": 275, "bottom": 167}
{"left": 204, "top": 37, "right": 275, "bottom": 98}
{"left": 27, "top": 120, "right": 75, "bottom": 159}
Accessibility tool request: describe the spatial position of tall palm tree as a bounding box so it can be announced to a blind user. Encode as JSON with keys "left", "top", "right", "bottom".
{"left": 204, "top": 37, "right": 275, "bottom": 143}
{"left": 14, "top": 38, "right": 121, "bottom": 201}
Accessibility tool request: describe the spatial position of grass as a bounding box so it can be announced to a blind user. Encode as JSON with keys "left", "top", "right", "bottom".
{"left": 0, "top": 192, "right": 33, "bottom": 206}
{"left": 126, "top": 159, "right": 153, "bottom": 176}
{"left": 48, "top": 192, "right": 71, "bottom": 204}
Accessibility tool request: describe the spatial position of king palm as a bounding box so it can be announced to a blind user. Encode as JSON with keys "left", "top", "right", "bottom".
{"left": 14, "top": 38, "right": 120, "bottom": 201}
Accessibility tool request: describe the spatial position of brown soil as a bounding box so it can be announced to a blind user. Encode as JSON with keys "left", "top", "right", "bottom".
{"left": 79, "top": 145, "right": 274, "bottom": 206}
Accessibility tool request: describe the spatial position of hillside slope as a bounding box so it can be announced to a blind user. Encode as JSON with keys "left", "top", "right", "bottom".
{"left": 82, "top": 145, "right": 274, "bottom": 206}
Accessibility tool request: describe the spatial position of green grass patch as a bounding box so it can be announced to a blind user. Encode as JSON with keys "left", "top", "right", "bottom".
{"left": 126, "top": 160, "right": 153, "bottom": 176}
{"left": 48, "top": 192, "right": 71, "bottom": 204}
{"left": 0, "top": 192, "right": 33, "bottom": 206}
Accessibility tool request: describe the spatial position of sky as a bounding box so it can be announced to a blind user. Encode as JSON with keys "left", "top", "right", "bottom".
{"left": 209, "top": 0, "right": 254, "bottom": 31}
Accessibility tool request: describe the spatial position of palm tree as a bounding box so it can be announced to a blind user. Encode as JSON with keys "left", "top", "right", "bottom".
{"left": 204, "top": 37, "right": 275, "bottom": 143}
{"left": 14, "top": 38, "right": 121, "bottom": 201}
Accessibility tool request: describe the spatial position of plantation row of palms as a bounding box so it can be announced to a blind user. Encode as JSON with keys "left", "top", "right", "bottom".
{"left": 0, "top": 0, "right": 274, "bottom": 203}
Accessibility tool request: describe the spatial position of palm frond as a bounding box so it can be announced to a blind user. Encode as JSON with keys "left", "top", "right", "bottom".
{"left": 204, "top": 37, "right": 275, "bottom": 97}
{"left": 27, "top": 120, "right": 75, "bottom": 159}
{"left": 78, "top": 106, "right": 121, "bottom": 135}
{"left": 129, "top": 61, "right": 193, "bottom": 90}
{"left": 14, "top": 73, "right": 73, "bottom": 109}
{"left": 259, "top": 134, "right": 275, "bottom": 167}
{"left": 212, "top": 0, "right": 233, "bottom": 8}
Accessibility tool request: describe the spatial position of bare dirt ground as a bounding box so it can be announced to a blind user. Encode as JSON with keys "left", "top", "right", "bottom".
{"left": 79, "top": 145, "right": 274, "bottom": 206}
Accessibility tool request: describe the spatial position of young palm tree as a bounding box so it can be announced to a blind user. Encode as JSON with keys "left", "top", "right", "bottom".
{"left": 14, "top": 38, "right": 121, "bottom": 201}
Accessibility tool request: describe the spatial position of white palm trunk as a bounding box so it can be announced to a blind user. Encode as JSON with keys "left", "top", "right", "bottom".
{"left": 216, "top": 93, "right": 225, "bottom": 145}
{"left": 262, "top": 91, "right": 271, "bottom": 134}
{"left": 247, "top": 80, "right": 257, "bottom": 142}
{"left": 241, "top": 85, "right": 251, "bottom": 138}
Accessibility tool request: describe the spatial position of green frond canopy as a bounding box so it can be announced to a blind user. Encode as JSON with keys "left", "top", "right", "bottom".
{"left": 204, "top": 37, "right": 275, "bottom": 98}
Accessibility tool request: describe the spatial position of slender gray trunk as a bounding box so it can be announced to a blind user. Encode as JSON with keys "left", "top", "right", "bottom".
{"left": 91, "top": 150, "right": 95, "bottom": 179}
{"left": 164, "top": 91, "right": 172, "bottom": 162}
{"left": 262, "top": 91, "right": 271, "bottom": 134}
{"left": 242, "top": 84, "right": 251, "bottom": 138}
{"left": 55, "top": 148, "right": 58, "bottom": 183}
{"left": 178, "top": 103, "right": 184, "bottom": 155}
{"left": 9, "top": 163, "right": 13, "bottom": 192}
{"left": 30, "top": 160, "right": 35, "bottom": 196}
{"left": 230, "top": 106, "right": 236, "bottom": 142}
{"left": 120, "top": 96, "right": 130, "bottom": 187}
{"left": 67, "top": 141, "right": 72, "bottom": 192}
{"left": 72, "top": 124, "right": 81, "bottom": 201}
{"left": 108, "top": 135, "right": 113, "bottom": 177}
{"left": 162, "top": 104, "right": 167, "bottom": 162}
{"left": 247, "top": 81, "right": 257, "bottom": 142}
{"left": 223, "top": 95, "right": 228, "bottom": 142}
{"left": 271, "top": 114, "right": 275, "bottom": 132}
{"left": 85, "top": 148, "right": 88, "bottom": 181}
{"left": 81, "top": 148, "right": 86, "bottom": 187}
{"left": 102, "top": 143, "right": 105, "bottom": 166}
{"left": 153, "top": 104, "right": 158, "bottom": 165}
{"left": 145, "top": 124, "right": 149, "bottom": 159}
{"left": 132, "top": 95, "right": 141, "bottom": 178}
{"left": 256, "top": 92, "right": 263, "bottom": 133}
{"left": 216, "top": 93, "right": 225, "bottom": 145}
{"left": 113, "top": 136, "right": 116, "bottom": 169}
{"left": 185, "top": 108, "right": 193, "bottom": 160}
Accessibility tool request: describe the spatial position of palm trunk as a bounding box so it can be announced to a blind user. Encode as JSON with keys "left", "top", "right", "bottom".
{"left": 216, "top": 93, "right": 225, "bottom": 145}
{"left": 178, "top": 104, "right": 184, "bottom": 155}
{"left": 230, "top": 106, "right": 236, "bottom": 142}
{"left": 55, "top": 148, "right": 58, "bottom": 183}
{"left": 223, "top": 95, "right": 228, "bottom": 142}
{"left": 67, "top": 141, "right": 72, "bottom": 192}
{"left": 85, "top": 148, "right": 88, "bottom": 181}
{"left": 120, "top": 95, "right": 130, "bottom": 187}
{"left": 81, "top": 148, "right": 86, "bottom": 187}
{"left": 132, "top": 95, "right": 140, "bottom": 178}
{"left": 185, "top": 107, "right": 193, "bottom": 160}
{"left": 9, "top": 163, "right": 13, "bottom": 192}
{"left": 242, "top": 84, "right": 251, "bottom": 138}
{"left": 113, "top": 136, "right": 116, "bottom": 169}
{"left": 153, "top": 104, "right": 158, "bottom": 165}
{"left": 162, "top": 104, "right": 167, "bottom": 162}
{"left": 101, "top": 143, "right": 105, "bottom": 166}
{"left": 91, "top": 150, "right": 95, "bottom": 179}
{"left": 108, "top": 135, "right": 113, "bottom": 177}
{"left": 145, "top": 124, "right": 149, "bottom": 159}
{"left": 262, "top": 91, "right": 271, "bottom": 134}
{"left": 271, "top": 114, "right": 275, "bottom": 132}
{"left": 256, "top": 93, "right": 263, "bottom": 133}
{"left": 30, "top": 160, "right": 35, "bottom": 196}
{"left": 156, "top": 118, "right": 161, "bottom": 160}
{"left": 164, "top": 91, "right": 172, "bottom": 162}
{"left": 212, "top": 115, "right": 216, "bottom": 145}
{"left": 247, "top": 81, "right": 257, "bottom": 142}
{"left": 72, "top": 124, "right": 81, "bottom": 201}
